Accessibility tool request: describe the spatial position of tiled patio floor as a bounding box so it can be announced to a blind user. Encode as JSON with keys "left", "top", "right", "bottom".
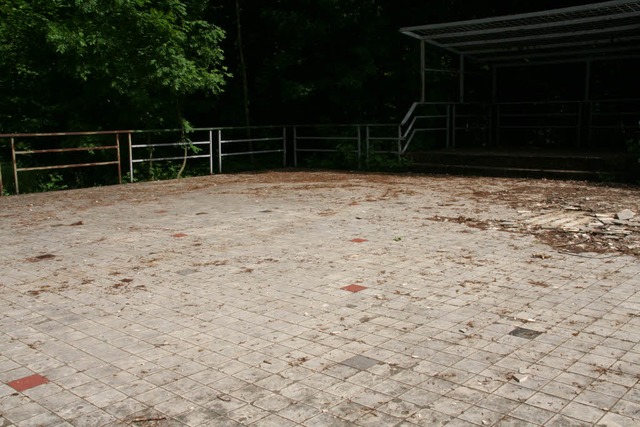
{"left": 1, "top": 172, "right": 639, "bottom": 426}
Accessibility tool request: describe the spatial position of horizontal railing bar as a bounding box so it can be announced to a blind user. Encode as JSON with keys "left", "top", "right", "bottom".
{"left": 500, "top": 125, "right": 577, "bottom": 129}
{"left": 15, "top": 146, "right": 117, "bottom": 155}
{"left": 17, "top": 161, "right": 119, "bottom": 172}
{"left": 590, "top": 125, "right": 639, "bottom": 129}
{"left": 500, "top": 113, "right": 578, "bottom": 117}
{"left": 367, "top": 137, "right": 401, "bottom": 141}
{"left": 221, "top": 149, "right": 285, "bottom": 157}
{"left": 131, "top": 141, "right": 210, "bottom": 148}
{"left": 591, "top": 112, "right": 640, "bottom": 116}
{"left": 296, "top": 149, "right": 358, "bottom": 153}
{"left": 0, "top": 130, "right": 131, "bottom": 138}
{"left": 132, "top": 154, "right": 211, "bottom": 163}
{"left": 192, "top": 125, "right": 286, "bottom": 132}
{"left": 220, "top": 137, "right": 283, "bottom": 144}
{"left": 294, "top": 124, "right": 362, "bottom": 129}
{"left": 295, "top": 136, "right": 359, "bottom": 141}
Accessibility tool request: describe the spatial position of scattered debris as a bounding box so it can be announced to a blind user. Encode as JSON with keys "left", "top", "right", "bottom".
{"left": 529, "top": 280, "right": 550, "bottom": 288}
{"left": 288, "top": 356, "right": 310, "bottom": 367}
{"left": 216, "top": 394, "right": 231, "bottom": 402}
{"left": 132, "top": 417, "right": 167, "bottom": 423}
{"left": 512, "top": 373, "right": 528, "bottom": 383}
{"left": 616, "top": 209, "right": 636, "bottom": 221}
{"left": 26, "top": 254, "right": 56, "bottom": 262}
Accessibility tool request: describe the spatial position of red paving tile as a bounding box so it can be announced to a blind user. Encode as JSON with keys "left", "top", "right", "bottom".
{"left": 342, "top": 284, "right": 367, "bottom": 293}
{"left": 8, "top": 374, "right": 49, "bottom": 392}
{"left": 172, "top": 233, "right": 188, "bottom": 238}
{"left": 350, "top": 238, "right": 368, "bottom": 243}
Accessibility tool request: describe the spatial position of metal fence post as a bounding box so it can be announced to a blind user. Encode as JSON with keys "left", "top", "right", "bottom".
{"left": 496, "top": 104, "right": 501, "bottom": 146}
{"left": 116, "top": 133, "right": 122, "bottom": 184}
{"left": 11, "top": 138, "right": 19, "bottom": 194}
{"left": 282, "top": 127, "right": 287, "bottom": 167}
{"left": 357, "top": 126, "right": 362, "bottom": 170}
{"left": 209, "top": 130, "right": 214, "bottom": 174}
{"left": 0, "top": 143, "right": 3, "bottom": 196}
{"left": 452, "top": 104, "right": 457, "bottom": 149}
{"left": 0, "top": 146, "right": 3, "bottom": 196}
{"left": 217, "top": 129, "right": 223, "bottom": 173}
{"left": 128, "top": 133, "right": 134, "bottom": 183}
{"left": 293, "top": 127, "right": 298, "bottom": 167}
{"left": 397, "top": 125, "right": 402, "bottom": 160}
{"left": 446, "top": 105, "right": 451, "bottom": 149}
{"left": 365, "top": 126, "right": 370, "bottom": 167}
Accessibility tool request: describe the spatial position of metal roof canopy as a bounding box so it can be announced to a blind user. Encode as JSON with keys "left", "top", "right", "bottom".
{"left": 401, "top": 0, "right": 640, "bottom": 65}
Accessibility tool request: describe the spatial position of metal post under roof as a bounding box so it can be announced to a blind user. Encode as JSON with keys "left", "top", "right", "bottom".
{"left": 400, "top": 0, "right": 640, "bottom": 152}
{"left": 401, "top": 0, "right": 640, "bottom": 101}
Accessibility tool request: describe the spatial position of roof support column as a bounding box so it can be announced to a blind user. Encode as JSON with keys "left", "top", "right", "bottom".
{"left": 583, "top": 60, "right": 592, "bottom": 147}
{"left": 491, "top": 66, "right": 498, "bottom": 146}
{"left": 584, "top": 60, "right": 591, "bottom": 101}
{"left": 459, "top": 54, "right": 465, "bottom": 103}
{"left": 420, "top": 40, "right": 426, "bottom": 102}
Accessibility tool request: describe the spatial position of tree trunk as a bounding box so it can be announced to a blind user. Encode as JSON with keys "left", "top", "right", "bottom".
{"left": 235, "top": 0, "right": 251, "bottom": 130}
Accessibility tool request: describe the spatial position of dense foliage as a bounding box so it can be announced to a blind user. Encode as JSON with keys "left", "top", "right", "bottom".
{"left": 0, "top": 0, "right": 613, "bottom": 132}
{"left": 0, "top": 0, "right": 226, "bottom": 132}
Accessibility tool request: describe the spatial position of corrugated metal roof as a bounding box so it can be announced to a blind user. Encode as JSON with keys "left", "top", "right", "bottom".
{"left": 401, "top": 0, "right": 640, "bottom": 64}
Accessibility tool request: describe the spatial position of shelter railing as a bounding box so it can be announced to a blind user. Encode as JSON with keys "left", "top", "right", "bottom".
{"left": 400, "top": 102, "right": 490, "bottom": 152}
{"left": 399, "top": 99, "right": 640, "bottom": 152}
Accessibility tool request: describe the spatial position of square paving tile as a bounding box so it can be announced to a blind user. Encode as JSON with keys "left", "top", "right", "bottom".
{"left": 7, "top": 374, "right": 49, "bottom": 392}
{"left": 341, "top": 355, "right": 380, "bottom": 370}
{"left": 342, "top": 284, "right": 367, "bottom": 293}
{"left": 509, "top": 327, "right": 543, "bottom": 340}
{"left": 2, "top": 172, "right": 640, "bottom": 427}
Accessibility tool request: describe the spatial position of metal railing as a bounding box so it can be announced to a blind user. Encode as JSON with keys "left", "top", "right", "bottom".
{"left": 365, "top": 125, "right": 403, "bottom": 163}
{"left": 399, "top": 99, "right": 640, "bottom": 152}
{"left": 215, "top": 126, "right": 286, "bottom": 173}
{"left": 496, "top": 101, "right": 582, "bottom": 146}
{"left": 128, "top": 129, "right": 214, "bottom": 182}
{"left": 2, "top": 130, "right": 123, "bottom": 195}
{"left": 1, "top": 100, "right": 637, "bottom": 195}
{"left": 293, "top": 125, "right": 363, "bottom": 168}
{"left": 400, "top": 102, "right": 490, "bottom": 152}
{"left": 292, "top": 124, "right": 404, "bottom": 169}
{"left": 589, "top": 99, "right": 640, "bottom": 144}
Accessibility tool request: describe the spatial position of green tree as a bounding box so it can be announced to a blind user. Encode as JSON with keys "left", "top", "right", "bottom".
{"left": 0, "top": 0, "right": 228, "bottom": 132}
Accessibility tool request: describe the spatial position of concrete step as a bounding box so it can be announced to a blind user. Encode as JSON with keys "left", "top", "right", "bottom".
{"left": 410, "top": 162, "right": 601, "bottom": 180}
{"left": 408, "top": 150, "right": 634, "bottom": 181}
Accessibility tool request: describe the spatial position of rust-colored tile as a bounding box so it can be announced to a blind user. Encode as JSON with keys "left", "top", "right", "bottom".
{"left": 342, "top": 284, "right": 367, "bottom": 293}
{"left": 8, "top": 374, "right": 49, "bottom": 392}
{"left": 172, "top": 233, "right": 188, "bottom": 238}
{"left": 350, "top": 238, "right": 368, "bottom": 243}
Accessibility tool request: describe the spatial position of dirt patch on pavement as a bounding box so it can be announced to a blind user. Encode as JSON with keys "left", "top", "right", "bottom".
{"left": 2, "top": 170, "right": 638, "bottom": 257}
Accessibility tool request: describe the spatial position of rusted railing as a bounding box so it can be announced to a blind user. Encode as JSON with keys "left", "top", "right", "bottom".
{"left": 1, "top": 130, "right": 123, "bottom": 195}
